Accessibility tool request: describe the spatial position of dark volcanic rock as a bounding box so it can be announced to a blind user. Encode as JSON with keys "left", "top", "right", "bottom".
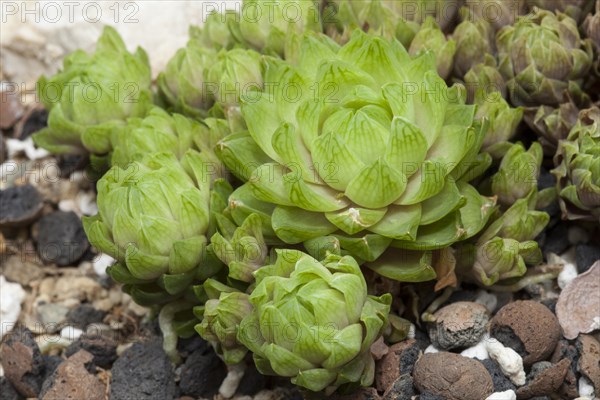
{"left": 65, "top": 334, "right": 117, "bottom": 368}
{"left": 178, "top": 346, "right": 226, "bottom": 398}
{"left": 0, "top": 328, "right": 45, "bottom": 398}
{"left": 236, "top": 363, "right": 266, "bottom": 396}
{"left": 382, "top": 374, "right": 415, "bottom": 400}
{"left": 17, "top": 108, "right": 48, "bottom": 139}
{"left": 375, "top": 339, "right": 420, "bottom": 392}
{"left": 0, "top": 376, "right": 22, "bottom": 400}
{"left": 110, "top": 339, "right": 176, "bottom": 400}
{"left": 576, "top": 243, "right": 600, "bottom": 274}
{"left": 36, "top": 211, "right": 89, "bottom": 266}
{"left": 479, "top": 359, "right": 516, "bottom": 393}
{"left": 0, "top": 185, "right": 43, "bottom": 227}
{"left": 541, "top": 223, "right": 570, "bottom": 256}
{"left": 66, "top": 304, "right": 106, "bottom": 329}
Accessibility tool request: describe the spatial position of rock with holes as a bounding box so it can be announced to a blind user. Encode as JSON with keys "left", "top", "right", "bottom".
{"left": 39, "top": 350, "right": 104, "bottom": 400}
{"left": 0, "top": 327, "right": 45, "bottom": 398}
{"left": 428, "top": 301, "right": 489, "bottom": 350}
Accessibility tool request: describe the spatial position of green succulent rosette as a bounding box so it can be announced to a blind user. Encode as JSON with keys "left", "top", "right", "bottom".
{"left": 464, "top": 0, "right": 527, "bottom": 31}
{"left": 527, "top": 0, "right": 595, "bottom": 22}
{"left": 195, "top": 279, "right": 253, "bottom": 364}
{"left": 523, "top": 99, "right": 580, "bottom": 155}
{"left": 231, "top": 0, "right": 322, "bottom": 57}
{"left": 108, "top": 107, "right": 230, "bottom": 169}
{"left": 496, "top": 8, "right": 594, "bottom": 106}
{"left": 457, "top": 193, "right": 548, "bottom": 286}
{"left": 475, "top": 91, "right": 524, "bottom": 159}
{"left": 584, "top": 1, "right": 600, "bottom": 52}
{"left": 34, "top": 26, "right": 152, "bottom": 155}
{"left": 83, "top": 152, "right": 231, "bottom": 306}
{"left": 190, "top": 10, "right": 242, "bottom": 50}
{"left": 408, "top": 17, "right": 456, "bottom": 79}
{"left": 157, "top": 39, "right": 217, "bottom": 118}
{"left": 552, "top": 106, "right": 600, "bottom": 221}
{"left": 464, "top": 58, "right": 508, "bottom": 103}
{"left": 492, "top": 142, "right": 543, "bottom": 207}
{"left": 237, "top": 250, "right": 391, "bottom": 393}
{"left": 452, "top": 9, "right": 495, "bottom": 78}
{"left": 218, "top": 30, "right": 495, "bottom": 270}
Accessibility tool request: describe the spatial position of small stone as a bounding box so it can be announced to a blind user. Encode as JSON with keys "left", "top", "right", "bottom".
{"left": 65, "top": 334, "right": 117, "bottom": 368}
{"left": 179, "top": 346, "right": 226, "bottom": 398}
{"left": 576, "top": 244, "right": 600, "bottom": 274}
{"left": 0, "top": 376, "right": 21, "bottom": 400}
{"left": 479, "top": 359, "right": 516, "bottom": 393}
{"left": 36, "top": 303, "right": 69, "bottom": 333}
{"left": 557, "top": 260, "right": 578, "bottom": 289}
{"left": 0, "top": 276, "right": 26, "bottom": 339}
{"left": 515, "top": 359, "right": 570, "bottom": 399}
{"left": 579, "top": 376, "right": 596, "bottom": 398}
{"left": 485, "top": 337, "right": 526, "bottom": 386}
{"left": 42, "top": 355, "right": 63, "bottom": 383}
{"left": 236, "top": 363, "right": 266, "bottom": 396}
{"left": 490, "top": 300, "right": 561, "bottom": 366}
{"left": 374, "top": 339, "right": 420, "bottom": 392}
{"left": 1, "top": 256, "right": 44, "bottom": 286}
{"left": 542, "top": 224, "right": 570, "bottom": 256}
{"left": 329, "top": 387, "right": 380, "bottom": 400}
{"left": 36, "top": 211, "right": 89, "bottom": 266}
{"left": 550, "top": 339, "right": 579, "bottom": 399}
{"left": 486, "top": 390, "right": 516, "bottom": 400}
{"left": 382, "top": 374, "right": 414, "bottom": 400}
{"left": 66, "top": 304, "right": 106, "bottom": 330}
{"left": 413, "top": 352, "right": 493, "bottom": 400}
{"left": 39, "top": 350, "right": 104, "bottom": 400}
{"left": 428, "top": 301, "right": 489, "bottom": 350}
{"left": 556, "top": 263, "right": 600, "bottom": 339}
{"left": 15, "top": 107, "right": 48, "bottom": 140}
{"left": 460, "top": 339, "right": 489, "bottom": 360}
{"left": 59, "top": 326, "right": 83, "bottom": 341}
{"left": 0, "top": 328, "right": 45, "bottom": 398}
{"left": 0, "top": 87, "right": 24, "bottom": 129}
{"left": 110, "top": 339, "right": 176, "bottom": 400}
{"left": 0, "top": 185, "right": 43, "bottom": 227}
{"left": 577, "top": 335, "right": 600, "bottom": 396}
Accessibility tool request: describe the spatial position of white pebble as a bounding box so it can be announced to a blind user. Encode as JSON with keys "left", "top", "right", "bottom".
{"left": 6, "top": 137, "right": 49, "bottom": 160}
{"left": 219, "top": 363, "right": 246, "bottom": 398}
{"left": 60, "top": 326, "right": 83, "bottom": 341}
{"left": 579, "top": 376, "right": 595, "bottom": 397}
{"left": 557, "top": 261, "right": 578, "bottom": 289}
{"left": 406, "top": 323, "right": 416, "bottom": 339}
{"left": 58, "top": 199, "right": 77, "bottom": 213}
{"left": 93, "top": 253, "right": 115, "bottom": 277}
{"left": 0, "top": 276, "right": 26, "bottom": 339}
{"left": 485, "top": 390, "right": 516, "bottom": 400}
{"left": 461, "top": 338, "right": 489, "bottom": 360}
{"left": 475, "top": 289, "right": 498, "bottom": 313}
{"left": 424, "top": 344, "right": 440, "bottom": 354}
{"left": 485, "top": 337, "right": 526, "bottom": 386}
{"left": 78, "top": 191, "right": 97, "bottom": 216}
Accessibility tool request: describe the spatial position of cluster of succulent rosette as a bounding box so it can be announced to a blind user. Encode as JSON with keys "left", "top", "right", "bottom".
{"left": 34, "top": 0, "right": 599, "bottom": 395}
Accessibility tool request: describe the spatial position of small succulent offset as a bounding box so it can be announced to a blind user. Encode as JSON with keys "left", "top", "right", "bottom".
{"left": 408, "top": 16, "right": 456, "bottom": 79}
{"left": 497, "top": 8, "right": 594, "bottom": 106}
{"left": 492, "top": 142, "right": 543, "bottom": 207}
{"left": 83, "top": 152, "right": 229, "bottom": 306}
{"left": 219, "top": 31, "right": 495, "bottom": 265}
{"left": 523, "top": 99, "right": 580, "bottom": 155}
{"left": 553, "top": 106, "right": 600, "bottom": 221}
{"left": 452, "top": 10, "right": 495, "bottom": 78}
{"left": 237, "top": 250, "right": 391, "bottom": 393}
{"left": 34, "top": 27, "right": 152, "bottom": 155}
{"left": 527, "top": 0, "right": 596, "bottom": 22}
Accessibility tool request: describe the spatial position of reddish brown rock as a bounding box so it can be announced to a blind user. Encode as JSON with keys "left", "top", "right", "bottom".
{"left": 428, "top": 301, "right": 489, "bottom": 350}
{"left": 551, "top": 340, "right": 579, "bottom": 398}
{"left": 578, "top": 335, "right": 600, "bottom": 396}
{"left": 0, "top": 328, "right": 45, "bottom": 397}
{"left": 515, "top": 359, "right": 570, "bottom": 399}
{"left": 490, "top": 300, "right": 561, "bottom": 366}
{"left": 413, "top": 352, "right": 493, "bottom": 400}
{"left": 374, "top": 339, "right": 419, "bottom": 392}
{"left": 556, "top": 263, "right": 600, "bottom": 339}
{"left": 39, "top": 350, "right": 104, "bottom": 400}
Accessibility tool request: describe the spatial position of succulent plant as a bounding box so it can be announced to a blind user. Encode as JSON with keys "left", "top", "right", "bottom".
{"left": 107, "top": 107, "right": 229, "bottom": 169}
{"left": 237, "top": 250, "right": 391, "bottom": 393}
{"left": 475, "top": 91, "right": 524, "bottom": 159}
{"left": 463, "top": 0, "right": 527, "bottom": 31}
{"left": 195, "top": 279, "right": 253, "bottom": 364}
{"left": 157, "top": 39, "right": 218, "bottom": 118}
{"left": 190, "top": 10, "right": 242, "bottom": 50}
{"left": 232, "top": 0, "right": 323, "bottom": 57}
{"left": 408, "top": 17, "right": 456, "bottom": 79}
{"left": 34, "top": 26, "right": 152, "bottom": 155}
{"left": 491, "top": 142, "right": 543, "bottom": 207}
{"left": 527, "top": 0, "right": 595, "bottom": 22}
{"left": 452, "top": 10, "right": 495, "bottom": 78}
{"left": 552, "top": 106, "right": 600, "bottom": 221}
{"left": 464, "top": 58, "right": 508, "bottom": 103}
{"left": 584, "top": 1, "right": 600, "bottom": 52}
{"left": 497, "top": 8, "right": 594, "bottom": 106}
{"left": 218, "top": 30, "right": 496, "bottom": 268}
{"left": 523, "top": 99, "right": 580, "bottom": 155}
{"left": 83, "top": 152, "right": 230, "bottom": 306}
